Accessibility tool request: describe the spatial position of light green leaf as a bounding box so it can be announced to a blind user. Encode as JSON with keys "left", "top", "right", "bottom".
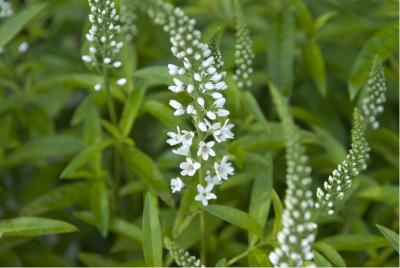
{"left": 0, "top": 217, "right": 77, "bottom": 238}
{"left": 314, "top": 241, "right": 346, "bottom": 267}
{"left": 204, "top": 205, "right": 264, "bottom": 238}
{"left": 119, "top": 146, "right": 174, "bottom": 207}
{"left": 120, "top": 84, "right": 147, "bottom": 137}
{"left": 349, "top": 24, "right": 398, "bottom": 99}
{"left": 143, "top": 192, "right": 163, "bottom": 267}
{"left": 20, "top": 182, "right": 89, "bottom": 216}
{"left": 305, "top": 41, "right": 327, "bottom": 96}
{"left": 323, "top": 234, "right": 388, "bottom": 250}
{"left": 0, "top": 3, "right": 47, "bottom": 47}
{"left": 60, "top": 139, "right": 114, "bottom": 178}
{"left": 5, "top": 135, "right": 82, "bottom": 166}
{"left": 248, "top": 153, "right": 273, "bottom": 246}
{"left": 376, "top": 225, "right": 399, "bottom": 253}
{"left": 90, "top": 181, "right": 109, "bottom": 237}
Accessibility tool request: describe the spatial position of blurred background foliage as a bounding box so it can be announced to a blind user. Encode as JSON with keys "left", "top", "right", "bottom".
{"left": 0, "top": 0, "right": 398, "bottom": 266}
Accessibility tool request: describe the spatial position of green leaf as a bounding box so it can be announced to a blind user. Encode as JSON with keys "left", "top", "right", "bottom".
{"left": 323, "top": 234, "right": 388, "bottom": 251}
{"left": 204, "top": 204, "right": 264, "bottom": 238}
{"left": 312, "top": 126, "right": 347, "bottom": 163}
{"left": 0, "top": 3, "right": 47, "bottom": 47}
{"left": 271, "top": 190, "right": 283, "bottom": 238}
{"left": 313, "top": 250, "right": 333, "bottom": 267}
{"left": 143, "top": 100, "right": 179, "bottom": 127}
{"left": 248, "top": 153, "right": 273, "bottom": 245}
{"left": 119, "top": 84, "right": 147, "bottom": 137}
{"left": 357, "top": 185, "right": 399, "bottom": 205}
{"left": 119, "top": 146, "right": 174, "bottom": 207}
{"left": 314, "top": 241, "right": 346, "bottom": 267}
{"left": 215, "top": 258, "right": 227, "bottom": 267}
{"left": 74, "top": 211, "right": 142, "bottom": 243}
{"left": 143, "top": 192, "right": 163, "bottom": 267}
{"left": 349, "top": 23, "right": 398, "bottom": 99}
{"left": 0, "top": 217, "right": 77, "bottom": 238}
{"left": 376, "top": 224, "right": 399, "bottom": 253}
{"left": 90, "top": 181, "right": 110, "bottom": 237}
{"left": 78, "top": 252, "right": 123, "bottom": 267}
{"left": 60, "top": 139, "right": 114, "bottom": 178}
{"left": 20, "top": 182, "right": 89, "bottom": 216}
{"left": 304, "top": 41, "right": 327, "bottom": 96}
{"left": 267, "top": 8, "right": 296, "bottom": 96}
{"left": 5, "top": 135, "right": 82, "bottom": 166}
{"left": 134, "top": 66, "right": 172, "bottom": 86}
{"left": 243, "top": 91, "right": 269, "bottom": 131}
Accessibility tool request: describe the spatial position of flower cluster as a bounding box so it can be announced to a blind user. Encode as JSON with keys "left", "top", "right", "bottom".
{"left": 146, "top": 0, "right": 235, "bottom": 206}
{"left": 164, "top": 237, "right": 204, "bottom": 267}
{"left": 233, "top": 0, "right": 254, "bottom": 89}
{"left": 120, "top": 0, "right": 138, "bottom": 41}
{"left": 82, "top": 0, "right": 124, "bottom": 90}
{"left": 361, "top": 59, "right": 387, "bottom": 129}
{"left": 0, "top": 0, "right": 12, "bottom": 19}
{"left": 269, "top": 87, "right": 316, "bottom": 267}
{"left": 316, "top": 109, "right": 370, "bottom": 215}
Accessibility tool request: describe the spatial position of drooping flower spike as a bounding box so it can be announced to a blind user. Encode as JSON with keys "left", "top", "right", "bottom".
{"left": 315, "top": 109, "right": 370, "bottom": 215}
{"left": 315, "top": 58, "right": 386, "bottom": 215}
{"left": 269, "top": 85, "right": 317, "bottom": 267}
{"left": 145, "top": 0, "right": 235, "bottom": 205}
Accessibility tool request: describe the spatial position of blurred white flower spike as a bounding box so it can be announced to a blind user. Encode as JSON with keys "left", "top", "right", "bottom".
{"left": 233, "top": 0, "right": 254, "bottom": 89}
{"left": 145, "top": 0, "right": 235, "bottom": 206}
{"left": 0, "top": 0, "right": 13, "bottom": 19}
{"left": 361, "top": 58, "right": 387, "bottom": 129}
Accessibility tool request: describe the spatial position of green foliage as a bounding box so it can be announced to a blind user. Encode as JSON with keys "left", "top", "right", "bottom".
{"left": 0, "top": 0, "right": 397, "bottom": 267}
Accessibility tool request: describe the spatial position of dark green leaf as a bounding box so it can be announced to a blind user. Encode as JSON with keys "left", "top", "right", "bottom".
{"left": 376, "top": 224, "right": 399, "bottom": 253}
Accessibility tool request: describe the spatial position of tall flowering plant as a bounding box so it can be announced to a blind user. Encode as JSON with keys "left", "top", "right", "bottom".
{"left": 146, "top": 0, "right": 235, "bottom": 206}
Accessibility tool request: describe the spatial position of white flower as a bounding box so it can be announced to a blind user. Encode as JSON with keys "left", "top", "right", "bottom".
{"left": 169, "top": 100, "right": 185, "bottom": 116}
{"left": 117, "top": 78, "right": 127, "bottom": 86}
{"left": 18, "top": 42, "right": 29, "bottom": 53}
{"left": 166, "top": 127, "right": 182, "bottom": 146}
{"left": 82, "top": 55, "right": 92, "bottom": 63}
{"left": 213, "top": 120, "right": 234, "bottom": 142}
{"left": 180, "top": 158, "right": 201, "bottom": 176}
{"left": 195, "top": 184, "right": 217, "bottom": 206}
{"left": 172, "top": 145, "right": 190, "bottom": 156}
{"left": 205, "top": 171, "right": 221, "bottom": 186}
{"left": 214, "top": 156, "right": 234, "bottom": 180}
{"left": 94, "top": 83, "right": 102, "bottom": 91}
{"left": 197, "top": 141, "right": 215, "bottom": 161}
{"left": 170, "top": 177, "right": 184, "bottom": 193}
{"left": 168, "top": 64, "right": 179, "bottom": 75}
{"left": 180, "top": 130, "right": 194, "bottom": 147}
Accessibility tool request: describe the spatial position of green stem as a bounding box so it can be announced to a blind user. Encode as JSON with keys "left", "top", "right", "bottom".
{"left": 200, "top": 210, "right": 206, "bottom": 263}
{"left": 102, "top": 64, "right": 120, "bottom": 213}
